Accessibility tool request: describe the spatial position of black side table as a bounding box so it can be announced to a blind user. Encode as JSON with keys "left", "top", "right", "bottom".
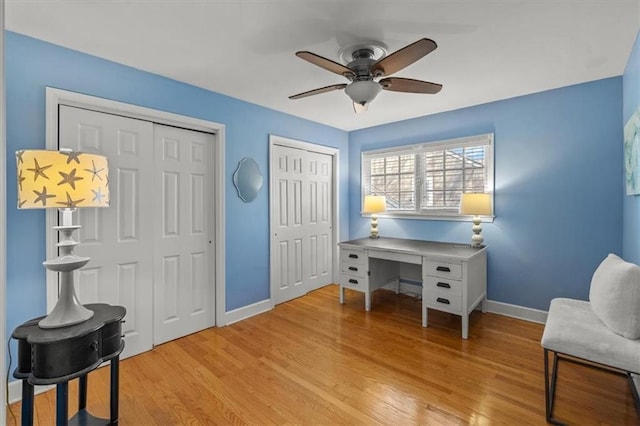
{"left": 12, "top": 303, "right": 126, "bottom": 426}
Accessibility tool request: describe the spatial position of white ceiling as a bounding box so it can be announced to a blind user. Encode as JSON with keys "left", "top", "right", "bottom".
{"left": 5, "top": 1, "right": 640, "bottom": 131}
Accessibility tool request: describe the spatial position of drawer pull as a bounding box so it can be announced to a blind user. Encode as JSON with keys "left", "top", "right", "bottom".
{"left": 348, "top": 254, "right": 359, "bottom": 259}
{"left": 436, "top": 297, "right": 450, "bottom": 305}
{"left": 436, "top": 266, "right": 451, "bottom": 272}
{"left": 436, "top": 282, "right": 451, "bottom": 289}
{"left": 348, "top": 279, "right": 359, "bottom": 285}
{"left": 348, "top": 266, "right": 358, "bottom": 271}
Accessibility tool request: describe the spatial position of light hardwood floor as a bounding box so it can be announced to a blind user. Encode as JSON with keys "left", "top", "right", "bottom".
{"left": 7, "top": 285, "right": 640, "bottom": 425}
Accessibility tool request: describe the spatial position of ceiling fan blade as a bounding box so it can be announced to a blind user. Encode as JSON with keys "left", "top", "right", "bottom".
{"left": 289, "top": 84, "right": 348, "bottom": 100}
{"left": 296, "top": 51, "right": 355, "bottom": 78}
{"left": 380, "top": 77, "right": 442, "bottom": 94}
{"left": 372, "top": 38, "right": 438, "bottom": 76}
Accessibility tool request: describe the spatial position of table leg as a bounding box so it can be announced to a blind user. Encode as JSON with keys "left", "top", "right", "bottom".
{"left": 339, "top": 285, "right": 344, "bottom": 304}
{"left": 56, "top": 382, "right": 69, "bottom": 426}
{"left": 110, "top": 356, "right": 120, "bottom": 424}
{"left": 78, "top": 374, "right": 87, "bottom": 411}
{"left": 423, "top": 306, "right": 428, "bottom": 328}
{"left": 462, "top": 314, "right": 469, "bottom": 340}
{"left": 20, "top": 380, "right": 34, "bottom": 426}
{"left": 365, "top": 291, "right": 371, "bottom": 311}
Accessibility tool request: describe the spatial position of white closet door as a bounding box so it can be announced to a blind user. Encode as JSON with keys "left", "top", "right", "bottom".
{"left": 153, "top": 124, "right": 215, "bottom": 345}
{"left": 59, "top": 105, "right": 154, "bottom": 359}
{"left": 271, "top": 144, "right": 333, "bottom": 304}
{"left": 306, "top": 151, "right": 333, "bottom": 291}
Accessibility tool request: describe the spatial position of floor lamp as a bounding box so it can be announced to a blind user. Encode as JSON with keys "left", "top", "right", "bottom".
{"left": 16, "top": 149, "right": 110, "bottom": 328}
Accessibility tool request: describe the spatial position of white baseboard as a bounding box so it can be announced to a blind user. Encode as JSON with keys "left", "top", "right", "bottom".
{"left": 381, "top": 281, "right": 422, "bottom": 298}
{"left": 385, "top": 281, "right": 548, "bottom": 324}
{"left": 8, "top": 380, "right": 54, "bottom": 404}
{"left": 484, "top": 300, "right": 547, "bottom": 324}
{"left": 223, "top": 298, "right": 273, "bottom": 326}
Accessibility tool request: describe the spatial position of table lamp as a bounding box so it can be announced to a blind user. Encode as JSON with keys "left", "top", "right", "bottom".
{"left": 363, "top": 195, "right": 386, "bottom": 238}
{"left": 16, "top": 149, "right": 109, "bottom": 328}
{"left": 459, "top": 193, "right": 491, "bottom": 248}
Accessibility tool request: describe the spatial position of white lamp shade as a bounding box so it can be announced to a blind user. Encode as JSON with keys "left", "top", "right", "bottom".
{"left": 17, "top": 149, "right": 110, "bottom": 209}
{"left": 363, "top": 195, "right": 387, "bottom": 214}
{"left": 459, "top": 193, "right": 492, "bottom": 216}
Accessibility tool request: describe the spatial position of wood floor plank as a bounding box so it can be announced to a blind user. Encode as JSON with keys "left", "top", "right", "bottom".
{"left": 7, "top": 285, "right": 639, "bottom": 425}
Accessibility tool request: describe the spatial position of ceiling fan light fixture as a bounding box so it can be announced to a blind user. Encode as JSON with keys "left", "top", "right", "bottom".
{"left": 353, "top": 102, "right": 369, "bottom": 114}
{"left": 345, "top": 80, "right": 382, "bottom": 107}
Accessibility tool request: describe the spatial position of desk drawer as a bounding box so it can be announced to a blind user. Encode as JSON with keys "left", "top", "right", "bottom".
{"left": 341, "top": 249, "right": 366, "bottom": 265}
{"left": 340, "top": 274, "right": 366, "bottom": 291}
{"left": 423, "top": 276, "right": 462, "bottom": 297}
{"left": 369, "top": 249, "right": 422, "bottom": 265}
{"left": 424, "top": 291, "right": 462, "bottom": 314}
{"left": 341, "top": 261, "right": 367, "bottom": 277}
{"left": 423, "top": 260, "right": 462, "bottom": 279}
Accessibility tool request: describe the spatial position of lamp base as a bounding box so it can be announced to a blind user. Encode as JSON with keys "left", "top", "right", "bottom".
{"left": 469, "top": 216, "right": 484, "bottom": 248}
{"left": 38, "top": 278, "right": 94, "bottom": 328}
{"left": 39, "top": 211, "right": 93, "bottom": 328}
{"left": 369, "top": 214, "right": 380, "bottom": 238}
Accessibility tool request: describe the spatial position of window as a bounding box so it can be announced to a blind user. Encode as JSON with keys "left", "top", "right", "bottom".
{"left": 362, "top": 133, "right": 494, "bottom": 219}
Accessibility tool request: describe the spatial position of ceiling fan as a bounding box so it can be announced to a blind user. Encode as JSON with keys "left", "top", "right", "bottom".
{"left": 289, "top": 38, "right": 442, "bottom": 113}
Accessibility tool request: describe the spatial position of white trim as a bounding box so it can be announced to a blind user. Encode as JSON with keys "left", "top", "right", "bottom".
{"left": 44, "top": 88, "right": 227, "bottom": 329}
{"left": 363, "top": 133, "right": 494, "bottom": 157}
{"left": 268, "top": 135, "right": 340, "bottom": 307}
{"left": 371, "top": 212, "right": 496, "bottom": 223}
{"left": 270, "top": 135, "right": 339, "bottom": 156}
{"left": 0, "top": 2, "right": 7, "bottom": 420}
{"left": 484, "top": 299, "right": 548, "bottom": 324}
{"left": 223, "top": 299, "right": 272, "bottom": 326}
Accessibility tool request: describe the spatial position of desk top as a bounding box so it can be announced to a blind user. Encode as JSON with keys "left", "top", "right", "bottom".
{"left": 338, "top": 237, "right": 486, "bottom": 260}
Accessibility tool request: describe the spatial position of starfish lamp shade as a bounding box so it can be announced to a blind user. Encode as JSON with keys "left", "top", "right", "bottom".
{"left": 16, "top": 149, "right": 110, "bottom": 328}
{"left": 17, "top": 149, "right": 109, "bottom": 209}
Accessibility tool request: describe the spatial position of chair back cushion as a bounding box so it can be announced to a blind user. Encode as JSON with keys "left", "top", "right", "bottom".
{"left": 589, "top": 253, "right": 640, "bottom": 339}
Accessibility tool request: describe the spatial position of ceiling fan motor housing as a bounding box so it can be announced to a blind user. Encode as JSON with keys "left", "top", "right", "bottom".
{"left": 347, "top": 48, "right": 384, "bottom": 80}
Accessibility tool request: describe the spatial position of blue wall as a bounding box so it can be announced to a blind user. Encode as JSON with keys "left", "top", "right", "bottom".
{"left": 623, "top": 31, "right": 640, "bottom": 264}
{"left": 349, "top": 78, "right": 623, "bottom": 311}
{"left": 4, "top": 30, "right": 628, "bottom": 342}
{"left": 4, "top": 32, "right": 349, "bottom": 341}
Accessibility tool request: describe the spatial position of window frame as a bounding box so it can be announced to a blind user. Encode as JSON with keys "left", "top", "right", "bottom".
{"left": 361, "top": 133, "right": 494, "bottom": 221}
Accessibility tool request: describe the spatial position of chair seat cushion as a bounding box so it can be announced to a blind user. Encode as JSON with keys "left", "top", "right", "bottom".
{"left": 541, "top": 298, "right": 640, "bottom": 373}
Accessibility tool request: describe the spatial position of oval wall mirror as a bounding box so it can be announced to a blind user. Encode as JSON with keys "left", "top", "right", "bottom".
{"left": 233, "top": 157, "right": 263, "bottom": 203}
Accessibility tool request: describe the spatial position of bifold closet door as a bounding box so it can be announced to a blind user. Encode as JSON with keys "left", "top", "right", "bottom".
{"left": 153, "top": 124, "right": 215, "bottom": 345}
{"left": 59, "top": 105, "right": 154, "bottom": 359}
{"left": 271, "top": 144, "right": 333, "bottom": 305}
{"left": 59, "top": 106, "right": 216, "bottom": 356}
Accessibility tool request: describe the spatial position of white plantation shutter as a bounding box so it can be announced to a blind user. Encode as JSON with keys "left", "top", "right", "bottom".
{"left": 362, "top": 134, "right": 494, "bottom": 219}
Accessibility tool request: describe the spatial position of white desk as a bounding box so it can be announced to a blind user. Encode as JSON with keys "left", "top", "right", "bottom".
{"left": 338, "top": 237, "right": 487, "bottom": 339}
